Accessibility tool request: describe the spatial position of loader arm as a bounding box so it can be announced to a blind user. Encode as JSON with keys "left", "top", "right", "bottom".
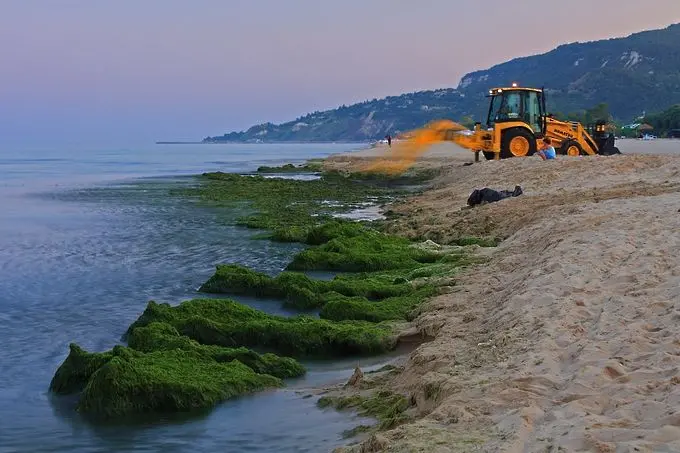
{"left": 544, "top": 118, "right": 600, "bottom": 156}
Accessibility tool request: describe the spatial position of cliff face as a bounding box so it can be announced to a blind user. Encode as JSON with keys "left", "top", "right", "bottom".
{"left": 204, "top": 23, "right": 680, "bottom": 143}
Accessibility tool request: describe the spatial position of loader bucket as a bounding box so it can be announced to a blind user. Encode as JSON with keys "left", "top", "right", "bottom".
{"left": 596, "top": 135, "right": 621, "bottom": 155}
{"left": 591, "top": 120, "right": 621, "bottom": 155}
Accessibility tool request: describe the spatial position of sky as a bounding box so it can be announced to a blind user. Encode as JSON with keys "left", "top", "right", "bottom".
{"left": 1, "top": 1, "right": 679, "bottom": 147}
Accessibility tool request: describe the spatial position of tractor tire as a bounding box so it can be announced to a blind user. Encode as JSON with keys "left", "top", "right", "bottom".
{"left": 559, "top": 140, "right": 584, "bottom": 157}
{"left": 501, "top": 128, "right": 536, "bottom": 159}
{"left": 482, "top": 151, "right": 496, "bottom": 161}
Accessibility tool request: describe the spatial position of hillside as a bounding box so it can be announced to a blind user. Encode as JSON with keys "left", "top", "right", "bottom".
{"left": 204, "top": 23, "right": 680, "bottom": 143}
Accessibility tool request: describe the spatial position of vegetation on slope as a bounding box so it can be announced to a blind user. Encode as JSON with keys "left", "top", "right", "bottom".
{"left": 203, "top": 23, "right": 680, "bottom": 142}
{"left": 643, "top": 104, "right": 680, "bottom": 136}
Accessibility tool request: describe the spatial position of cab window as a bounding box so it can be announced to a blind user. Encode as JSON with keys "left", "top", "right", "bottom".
{"left": 487, "top": 92, "right": 521, "bottom": 127}
{"left": 498, "top": 92, "right": 521, "bottom": 121}
{"left": 524, "top": 91, "right": 542, "bottom": 133}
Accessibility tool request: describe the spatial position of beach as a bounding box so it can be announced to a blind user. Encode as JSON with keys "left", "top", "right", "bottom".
{"left": 325, "top": 140, "right": 680, "bottom": 451}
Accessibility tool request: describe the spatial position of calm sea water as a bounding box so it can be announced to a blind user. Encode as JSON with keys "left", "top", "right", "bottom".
{"left": 0, "top": 143, "right": 391, "bottom": 453}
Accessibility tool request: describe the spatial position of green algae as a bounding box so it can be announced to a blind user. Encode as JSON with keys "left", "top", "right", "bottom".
{"left": 199, "top": 263, "right": 415, "bottom": 311}
{"left": 318, "top": 287, "right": 437, "bottom": 323}
{"left": 173, "top": 172, "right": 395, "bottom": 243}
{"left": 48, "top": 167, "right": 461, "bottom": 420}
{"left": 199, "top": 265, "right": 321, "bottom": 309}
{"left": 126, "top": 299, "right": 397, "bottom": 358}
{"left": 127, "top": 322, "right": 305, "bottom": 379}
{"left": 450, "top": 236, "right": 501, "bottom": 247}
{"left": 317, "top": 390, "right": 412, "bottom": 430}
{"left": 256, "top": 161, "right": 323, "bottom": 173}
{"left": 198, "top": 221, "right": 477, "bottom": 324}
{"left": 49, "top": 343, "right": 283, "bottom": 419}
{"left": 304, "top": 220, "right": 367, "bottom": 245}
{"left": 77, "top": 346, "right": 281, "bottom": 418}
{"left": 50, "top": 323, "right": 306, "bottom": 418}
{"left": 286, "top": 229, "right": 441, "bottom": 272}
{"left": 199, "top": 263, "right": 438, "bottom": 322}
{"left": 263, "top": 220, "right": 373, "bottom": 245}
{"left": 49, "top": 343, "right": 115, "bottom": 395}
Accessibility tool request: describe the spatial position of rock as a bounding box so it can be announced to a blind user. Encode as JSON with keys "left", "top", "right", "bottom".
{"left": 360, "top": 434, "right": 390, "bottom": 452}
{"left": 422, "top": 239, "right": 442, "bottom": 249}
{"left": 346, "top": 366, "right": 364, "bottom": 387}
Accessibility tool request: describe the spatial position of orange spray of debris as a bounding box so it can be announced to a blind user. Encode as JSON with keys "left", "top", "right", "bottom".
{"left": 360, "top": 120, "right": 468, "bottom": 175}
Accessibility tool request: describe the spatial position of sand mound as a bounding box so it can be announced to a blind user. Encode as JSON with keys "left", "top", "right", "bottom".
{"left": 336, "top": 150, "right": 680, "bottom": 452}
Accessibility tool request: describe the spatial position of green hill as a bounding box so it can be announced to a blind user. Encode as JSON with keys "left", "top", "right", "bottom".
{"left": 204, "top": 23, "right": 680, "bottom": 143}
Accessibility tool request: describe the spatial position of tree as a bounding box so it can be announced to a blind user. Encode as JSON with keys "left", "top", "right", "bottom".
{"left": 585, "top": 103, "right": 611, "bottom": 124}
{"left": 566, "top": 111, "right": 586, "bottom": 124}
{"left": 551, "top": 111, "right": 566, "bottom": 121}
{"left": 643, "top": 105, "right": 680, "bottom": 136}
{"left": 459, "top": 115, "right": 475, "bottom": 129}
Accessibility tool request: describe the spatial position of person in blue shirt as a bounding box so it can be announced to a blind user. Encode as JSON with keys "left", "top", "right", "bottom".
{"left": 537, "top": 137, "right": 556, "bottom": 160}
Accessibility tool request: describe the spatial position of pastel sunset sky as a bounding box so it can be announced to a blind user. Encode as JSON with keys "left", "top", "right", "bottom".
{"left": 1, "top": 1, "right": 679, "bottom": 146}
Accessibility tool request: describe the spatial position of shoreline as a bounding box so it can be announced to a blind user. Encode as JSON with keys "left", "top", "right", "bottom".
{"left": 47, "top": 158, "right": 477, "bottom": 433}
{"left": 322, "top": 141, "right": 680, "bottom": 451}
{"left": 43, "top": 138, "right": 680, "bottom": 450}
{"left": 155, "top": 140, "right": 372, "bottom": 146}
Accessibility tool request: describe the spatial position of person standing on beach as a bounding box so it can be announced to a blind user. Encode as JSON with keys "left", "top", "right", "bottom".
{"left": 385, "top": 134, "right": 392, "bottom": 147}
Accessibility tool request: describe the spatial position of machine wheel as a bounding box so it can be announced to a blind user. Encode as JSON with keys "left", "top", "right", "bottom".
{"left": 482, "top": 151, "right": 496, "bottom": 160}
{"left": 501, "top": 129, "right": 536, "bottom": 159}
{"left": 559, "top": 140, "right": 584, "bottom": 157}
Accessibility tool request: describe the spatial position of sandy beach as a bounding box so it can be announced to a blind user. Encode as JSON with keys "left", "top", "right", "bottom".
{"left": 327, "top": 139, "right": 680, "bottom": 452}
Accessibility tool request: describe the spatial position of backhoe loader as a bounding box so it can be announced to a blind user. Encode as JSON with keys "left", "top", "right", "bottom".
{"left": 440, "top": 84, "right": 621, "bottom": 160}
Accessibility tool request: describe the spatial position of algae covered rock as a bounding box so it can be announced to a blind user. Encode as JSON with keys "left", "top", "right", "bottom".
{"left": 256, "top": 161, "right": 323, "bottom": 173}
{"left": 319, "top": 287, "right": 435, "bottom": 323}
{"left": 199, "top": 263, "right": 416, "bottom": 312}
{"left": 304, "top": 220, "right": 367, "bottom": 245}
{"left": 77, "top": 346, "right": 281, "bottom": 418}
{"left": 199, "top": 264, "right": 322, "bottom": 309}
{"left": 318, "top": 390, "right": 412, "bottom": 430}
{"left": 287, "top": 230, "right": 441, "bottom": 272}
{"left": 127, "top": 322, "right": 305, "bottom": 379}
{"left": 49, "top": 343, "right": 114, "bottom": 395}
{"left": 127, "top": 299, "right": 397, "bottom": 358}
{"left": 50, "top": 325, "right": 306, "bottom": 418}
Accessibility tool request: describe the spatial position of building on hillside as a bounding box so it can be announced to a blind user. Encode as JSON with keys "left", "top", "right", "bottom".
{"left": 621, "top": 123, "right": 654, "bottom": 138}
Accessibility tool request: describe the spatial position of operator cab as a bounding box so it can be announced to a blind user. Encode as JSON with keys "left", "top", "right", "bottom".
{"left": 486, "top": 85, "right": 546, "bottom": 134}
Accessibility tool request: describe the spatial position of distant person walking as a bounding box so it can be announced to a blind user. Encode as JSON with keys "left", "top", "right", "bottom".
{"left": 385, "top": 134, "right": 392, "bottom": 147}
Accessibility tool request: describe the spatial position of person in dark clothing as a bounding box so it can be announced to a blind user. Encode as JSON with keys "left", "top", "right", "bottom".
{"left": 467, "top": 185, "right": 523, "bottom": 207}
{"left": 385, "top": 134, "right": 392, "bottom": 147}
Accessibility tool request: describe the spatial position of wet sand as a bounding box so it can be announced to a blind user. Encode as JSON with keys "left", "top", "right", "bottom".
{"left": 329, "top": 139, "right": 680, "bottom": 452}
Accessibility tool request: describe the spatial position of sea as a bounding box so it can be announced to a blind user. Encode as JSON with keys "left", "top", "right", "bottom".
{"left": 0, "top": 143, "right": 395, "bottom": 453}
